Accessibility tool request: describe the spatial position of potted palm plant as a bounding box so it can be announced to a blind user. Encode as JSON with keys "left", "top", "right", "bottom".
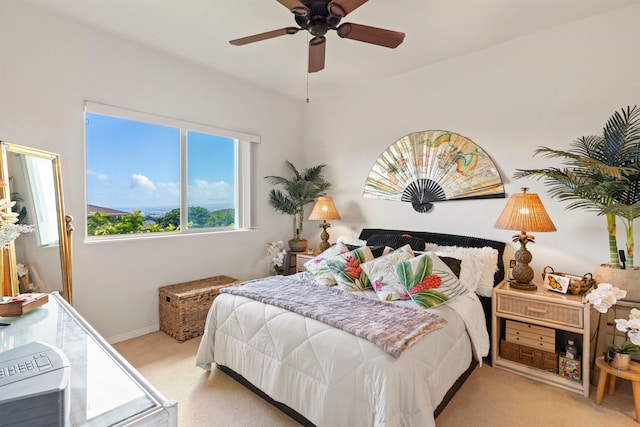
{"left": 266, "top": 161, "right": 332, "bottom": 252}
{"left": 514, "top": 106, "right": 640, "bottom": 298}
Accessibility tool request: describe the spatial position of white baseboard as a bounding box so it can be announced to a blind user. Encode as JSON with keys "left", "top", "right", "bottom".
{"left": 107, "top": 323, "right": 159, "bottom": 344}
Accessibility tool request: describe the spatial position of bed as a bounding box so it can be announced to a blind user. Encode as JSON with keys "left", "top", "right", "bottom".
{"left": 196, "top": 229, "right": 505, "bottom": 426}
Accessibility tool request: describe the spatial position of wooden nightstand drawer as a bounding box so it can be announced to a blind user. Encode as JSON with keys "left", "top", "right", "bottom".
{"left": 506, "top": 320, "right": 555, "bottom": 352}
{"left": 496, "top": 293, "right": 583, "bottom": 328}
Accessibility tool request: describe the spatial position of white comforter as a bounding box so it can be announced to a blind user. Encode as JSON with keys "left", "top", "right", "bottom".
{"left": 196, "top": 278, "right": 489, "bottom": 427}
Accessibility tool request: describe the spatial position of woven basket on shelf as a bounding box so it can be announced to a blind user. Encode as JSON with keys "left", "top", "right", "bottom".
{"left": 500, "top": 339, "right": 558, "bottom": 373}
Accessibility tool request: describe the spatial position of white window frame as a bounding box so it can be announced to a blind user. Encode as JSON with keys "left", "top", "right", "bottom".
{"left": 83, "top": 101, "right": 259, "bottom": 239}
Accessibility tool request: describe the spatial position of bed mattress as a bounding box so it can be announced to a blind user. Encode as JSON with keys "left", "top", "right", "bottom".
{"left": 196, "top": 280, "right": 488, "bottom": 427}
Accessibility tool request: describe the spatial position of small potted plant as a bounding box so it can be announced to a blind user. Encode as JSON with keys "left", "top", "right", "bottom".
{"left": 266, "top": 161, "right": 332, "bottom": 252}
{"left": 586, "top": 283, "right": 640, "bottom": 370}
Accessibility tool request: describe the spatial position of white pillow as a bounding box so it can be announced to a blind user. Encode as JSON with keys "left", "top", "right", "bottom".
{"left": 424, "top": 244, "right": 498, "bottom": 297}
{"left": 433, "top": 251, "right": 483, "bottom": 293}
{"left": 337, "top": 235, "right": 367, "bottom": 246}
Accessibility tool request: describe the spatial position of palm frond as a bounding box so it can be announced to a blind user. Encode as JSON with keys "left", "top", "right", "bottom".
{"left": 604, "top": 106, "right": 640, "bottom": 165}
{"left": 603, "top": 202, "right": 640, "bottom": 222}
{"left": 285, "top": 160, "right": 303, "bottom": 180}
{"left": 302, "top": 164, "right": 328, "bottom": 182}
{"left": 267, "top": 189, "right": 297, "bottom": 215}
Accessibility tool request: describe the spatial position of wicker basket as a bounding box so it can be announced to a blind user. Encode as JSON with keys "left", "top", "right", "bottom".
{"left": 542, "top": 266, "right": 595, "bottom": 295}
{"left": 159, "top": 275, "right": 241, "bottom": 342}
{"left": 500, "top": 339, "right": 558, "bottom": 373}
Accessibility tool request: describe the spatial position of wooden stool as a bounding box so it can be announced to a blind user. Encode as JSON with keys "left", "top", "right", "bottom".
{"left": 595, "top": 355, "right": 640, "bottom": 422}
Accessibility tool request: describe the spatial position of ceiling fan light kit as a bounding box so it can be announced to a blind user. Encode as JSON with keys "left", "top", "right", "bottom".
{"left": 231, "top": 0, "right": 405, "bottom": 73}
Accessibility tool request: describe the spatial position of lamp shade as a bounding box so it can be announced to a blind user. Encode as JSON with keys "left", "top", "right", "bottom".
{"left": 494, "top": 189, "right": 556, "bottom": 232}
{"left": 309, "top": 197, "right": 341, "bottom": 221}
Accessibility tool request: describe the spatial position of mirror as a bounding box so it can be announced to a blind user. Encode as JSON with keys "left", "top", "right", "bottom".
{"left": 0, "top": 142, "right": 73, "bottom": 303}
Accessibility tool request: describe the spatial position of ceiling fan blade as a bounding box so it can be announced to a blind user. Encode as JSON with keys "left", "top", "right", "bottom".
{"left": 337, "top": 23, "right": 405, "bottom": 48}
{"left": 277, "top": 0, "right": 309, "bottom": 16}
{"left": 308, "top": 36, "right": 326, "bottom": 73}
{"left": 328, "top": 0, "right": 368, "bottom": 17}
{"left": 229, "top": 27, "right": 300, "bottom": 46}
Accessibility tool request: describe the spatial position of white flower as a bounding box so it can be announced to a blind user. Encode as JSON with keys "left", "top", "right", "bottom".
{"left": 588, "top": 285, "right": 640, "bottom": 355}
{"left": 267, "top": 240, "right": 286, "bottom": 274}
{"left": 614, "top": 313, "right": 640, "bottom": 347}
{"left": 585, "top": 283, "right": 627, "bottom": 313}
{"left": 629, "top": 329, "right": 640, "bottom": 346}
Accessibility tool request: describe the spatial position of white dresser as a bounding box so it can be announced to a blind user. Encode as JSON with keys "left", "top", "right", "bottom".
{"left": 0, "top": 292, "right": 177, "bottom": 426}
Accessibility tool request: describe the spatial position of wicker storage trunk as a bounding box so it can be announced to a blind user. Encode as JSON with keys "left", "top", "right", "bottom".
{"left": 500, "top": 339, "right": 558, "bottom": 373}
{"left": 159, "top": 275, "right": 241, "bottom": 342}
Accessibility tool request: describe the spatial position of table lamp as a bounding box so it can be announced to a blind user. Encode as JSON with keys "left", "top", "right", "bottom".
{"left": 494, "top": 188, "right": 556, "bottom": 290}
{"left": 309, "top": 196, "right": 341, "bottom": 252}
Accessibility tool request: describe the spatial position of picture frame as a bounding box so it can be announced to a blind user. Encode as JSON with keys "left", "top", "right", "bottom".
{"left": 543, "top": 273, "right": 570, "bottom": 294}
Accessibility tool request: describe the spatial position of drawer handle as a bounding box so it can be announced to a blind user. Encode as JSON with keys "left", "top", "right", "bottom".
{"left": 526, "top": 307, "right": 547, "bottom": 314}
{"left": 519, "top": 348, "right": 534, "bottom": 359}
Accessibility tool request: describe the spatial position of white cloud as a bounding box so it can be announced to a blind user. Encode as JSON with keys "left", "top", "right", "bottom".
{"left": 87, "top": 169, "right": 109, "bottom": 180}
{"left": 157, "top": 181, "right": 180, "bottom": 198}
{"left": 189, "top": 179, "right": 233, "bottom": 204}
{"left": 130, "top": 174, "right": 157, "bottom": 191}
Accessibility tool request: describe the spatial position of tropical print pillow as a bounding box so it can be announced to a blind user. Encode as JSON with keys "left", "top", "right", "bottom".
{"left": 326, "top": 246, "right": 375, "bottom": 291}
{"left": 360, "top": 244, "right": 415, "bottom": 301}
{"left": 304, "top": 242, "right": 349, "bottom": 286}
{"left": 398, "top": 251, "right": 468, "bottom": 308}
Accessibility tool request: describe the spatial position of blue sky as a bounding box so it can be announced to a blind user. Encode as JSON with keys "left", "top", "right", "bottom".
{"left": 86, "top": 113, "right": 234, "bottom": 211}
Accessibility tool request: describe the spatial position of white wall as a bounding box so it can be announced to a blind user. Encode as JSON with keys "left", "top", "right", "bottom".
{"left": 301, "top": 5, "right": 640, "bottom": 280}
{"left": 0, "top": 0, "right": 304, "bottom": 341}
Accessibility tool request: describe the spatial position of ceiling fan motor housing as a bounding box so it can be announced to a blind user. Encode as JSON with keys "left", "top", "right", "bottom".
{"left": 295, "top": 1, "right": 342, "bottom": 37}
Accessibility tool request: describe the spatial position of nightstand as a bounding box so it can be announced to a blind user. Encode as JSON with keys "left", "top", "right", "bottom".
{"left": 283, "top": 251, "right": 304, "bottom": 275}
{"left": 492, "top": 280, "right": 591, "bottom": 397}
{"left": 295, "top": 253, "right": 315, "bottom": 272}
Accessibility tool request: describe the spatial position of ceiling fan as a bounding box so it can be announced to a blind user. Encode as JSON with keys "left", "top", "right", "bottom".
{"left": 229, "top": 0, "right": 406, "bottom": 73}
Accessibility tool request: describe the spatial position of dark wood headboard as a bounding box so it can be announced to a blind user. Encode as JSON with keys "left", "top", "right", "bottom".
{"left": 358, "top": 228, "right": 506, "bottom": 286}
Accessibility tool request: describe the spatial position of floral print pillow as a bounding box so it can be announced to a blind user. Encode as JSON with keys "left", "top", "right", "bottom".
{"left": 360, "top": 245, "right": 415, "bottom": 301}
{"left": 398, "top": 252, "right": 468, "bottom": 308}
{"left": 326, "top": 246, "right": 374, "bottom": 291}
{"left": 304, "top": 242, "right": 350, "bottom": 286}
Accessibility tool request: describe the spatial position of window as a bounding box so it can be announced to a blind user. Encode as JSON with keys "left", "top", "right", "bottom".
{"left": 84, "top": 102, "right": 258, "bottom": 238}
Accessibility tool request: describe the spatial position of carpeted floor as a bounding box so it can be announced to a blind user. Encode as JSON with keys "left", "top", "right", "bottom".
{"left": 113, "top": 332, "right": 638, "bottom": 426}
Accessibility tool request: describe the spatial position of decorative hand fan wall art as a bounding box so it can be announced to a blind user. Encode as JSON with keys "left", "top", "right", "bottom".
{"left": 363, "top": 130, "right": 505, "bottom": 213}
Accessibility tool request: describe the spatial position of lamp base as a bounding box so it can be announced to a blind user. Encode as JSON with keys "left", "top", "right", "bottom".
{"left": 318, "top": 223, "right": 331, "bottom": 252}
{"left": 510, "top": 239, "right": 536, "bottom": 290}
{"left": 509, "top": 281, "right": 538, "bottom": 291}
